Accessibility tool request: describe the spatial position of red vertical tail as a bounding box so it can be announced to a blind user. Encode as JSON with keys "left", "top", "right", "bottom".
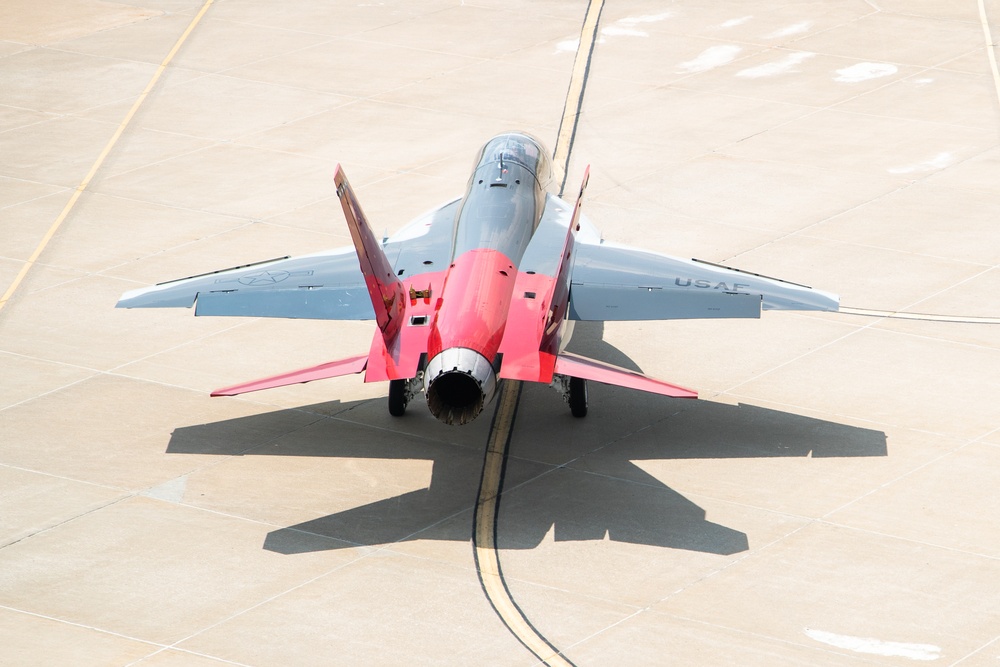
{"left": 498, "top": 167, "right": 590, "bottom": 383}
{"left": 334, "top": 165, "right": 405, "bottom": 343}
{"left": 542, "top": 165, "right": 589, "bottom": 352}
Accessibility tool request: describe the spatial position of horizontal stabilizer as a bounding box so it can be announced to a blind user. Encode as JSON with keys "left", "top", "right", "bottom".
{"left": 554, "top": 352, "right": 697, "bottom": 399}
{"left": 211, "top": 354, "right": 368, "bottom": 397}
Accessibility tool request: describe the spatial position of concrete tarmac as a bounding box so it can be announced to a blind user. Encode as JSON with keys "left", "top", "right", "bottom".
{"left": 2, "top": 1, "right": 1000, "bottom": 665}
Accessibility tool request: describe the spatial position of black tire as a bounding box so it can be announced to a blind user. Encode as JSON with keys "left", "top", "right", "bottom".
{"left": 388, "top": 379, "right": 408, "bottom": 416}
{"left": 569, "top": 377, "right": 588, "bottom": 418}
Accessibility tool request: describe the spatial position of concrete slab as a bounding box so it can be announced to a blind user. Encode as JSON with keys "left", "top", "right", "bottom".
{"left": 827, "top": 441, "right": 1000, "bottom": 557}
{"left": 870, "top": 270, "right": 1000, "bottom": 348}
{"left": 60, "top": 14, "right": 331, "bottom": 72}
{"left": 0, "top": 0, "right": 160, "bottom": 46}
{"left": 95, "top": 143, "right": 338, "bottom": 219}
{"left": 731, "top": 326, "right": 1000, "bottom": 439}
{"left": 0, "top": 105, "right": 56, "bottom": 134}
{"left": 721, "top": 108, "right": 995, "bottom": 178}
{"left": 112, "top": 318, "right": 375, "bottom": 398}
{"left": 372, "top": 58, "right": 572, "bottom": 130}
{"left": 239, "top": 100, "right": 512, "bottom": 173}
{"left": 806, "top": 182, "right": 1000, "bottom": 266}
{"left": 225, "top": 38, "right": 481, "bottom": 99}
{"left": 0, "top": 189, "right": 70, "bottom": 269}
{"left": 0, "top": 46, "right": 158, "bottom": 114}
{"left": 568, "top": 610, "right": 874, "bottom": 665}
{"left": 790, "top": 12, "right": 983, "bottom": 68}
{"left": 0, "top": 465, "right": 123, "bottom": 547}
{"left": 634, "top": 0, "right": 877, "bottom": 47}
{"left": 833, "top": 69, "right": 1000, "bottom": 130}
{"left": 3, "top": 1, "right": 1000, "bottom": 665}
{"left": 0, "top": 495, "right": 365, "bottom": 645}
{"left": 551, "top": 401, "right": 943, "bottom": 519}
{"left": 0, "top": 350, "right": 97, "bottom": 412}
{"left": 175, "top": 553, "right": 532, "bottom": 666}
{"left": 159, "top": 415, "right": 505, "bottom": 536}
{"left": 0, "top": 606, "right": 155, "bottom": 667}
{"left": 496, "top": 465, "right": 806, "bottom": 606}
{"left": 0, "top": 115, "right": 128, "bottom": 187}
{"left": 723, "top": 234, "right": 986, "bottom": 311}
{"left": 130, "top": 650, "right": 237, "bottom": 667}
{"left": 592, "top": 151, "right": 909, "bottom": 238}
{"left": 654, "top": 523, "right": 1000, "bottom": 663}
{"left": 202, "top": 0, "right": 454, "bottom": 39}
{"left": 569, "top": 90, "right": 819, "bottom": 187}
{"left": 90, "top": 74, "right": 352, "bottom": 143}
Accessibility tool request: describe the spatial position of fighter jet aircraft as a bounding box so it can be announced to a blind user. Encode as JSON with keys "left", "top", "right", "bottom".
{"left": 117, "top": 132, "right": 839, "bottom": 425}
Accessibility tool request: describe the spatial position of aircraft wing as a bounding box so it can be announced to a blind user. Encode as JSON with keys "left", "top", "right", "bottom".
{"left": 115, "top": 198, "right": 459, "bottom": 320}
{"left": 568, "top": 240, "right": 839, "bottom": 321}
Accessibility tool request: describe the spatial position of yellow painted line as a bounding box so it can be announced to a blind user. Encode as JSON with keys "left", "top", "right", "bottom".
{"left": 0, "top": 0, "right": 216, "bottom": 315}
{"left": 472, "top": 1, "right": 604, "bottom": 664}
{"left": 473, "top": 381, "right": 574, "bottom": 667}
{"left": 978, "top": 0, "right": 1000, "bottom": 110}
{"left": 552, "top": 0, "right": 605, "bottom": 193}
{"left": 839, "top": 306, "right": 1000, "bottom": 324}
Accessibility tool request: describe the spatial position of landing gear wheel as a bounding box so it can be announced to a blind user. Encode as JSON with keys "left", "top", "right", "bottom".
{"left": 388, "top": 379, "right": 408, "bottom": 416}
{"left": 569, "top": 377, "right": 588, "bottom": 418}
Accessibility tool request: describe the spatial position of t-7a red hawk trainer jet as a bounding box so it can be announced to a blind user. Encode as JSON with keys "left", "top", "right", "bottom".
{"left": 117, "top": 133, "right": 839, "bottom": 425}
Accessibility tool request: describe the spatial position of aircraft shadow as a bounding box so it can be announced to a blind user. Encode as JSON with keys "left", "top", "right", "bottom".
{"left": 167, "top": 370, "right": 886, "bottom": 559}
{"left": 565, "top": 320, "right": 645, "bottom": 372}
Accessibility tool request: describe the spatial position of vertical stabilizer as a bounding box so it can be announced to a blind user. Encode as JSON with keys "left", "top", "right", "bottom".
{"left": 498, "top": 167, "right": 590, "bottom": 383}
{"left": 334, "top": 166, "right": 405, "bottom": 342}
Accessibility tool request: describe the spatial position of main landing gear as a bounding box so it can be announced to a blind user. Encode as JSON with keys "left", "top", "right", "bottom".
{"left": 568, "top": 377, "right": 588, "bottom": 418}
{"left": 551, "top": 374, "right": 588, "bottom": 418}
{"left": 388, "top": 375, "right": 423, "bottom": 417}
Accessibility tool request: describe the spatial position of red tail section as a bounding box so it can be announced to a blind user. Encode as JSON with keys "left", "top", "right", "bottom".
{"left": 212, "top": 167, "right": 433, "bottom": 397}
{"left": 499, "top": 168, "right": 698, "bottom": 401}
{"left": 498, "top": 167, "right": 590, "bottom": 383}
{"left": 334, "top": 165, "right": 434, "bottom": 382}
{"left": 334, "top": 166, "right": 405, "bottom": 343}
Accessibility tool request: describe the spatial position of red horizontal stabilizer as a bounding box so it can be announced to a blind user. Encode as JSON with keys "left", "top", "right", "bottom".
{"left": 553, "top": 352, "right": 698, "bottom": 399}
{"left": 211, "top": 354, "right": 368, "bottom": 397}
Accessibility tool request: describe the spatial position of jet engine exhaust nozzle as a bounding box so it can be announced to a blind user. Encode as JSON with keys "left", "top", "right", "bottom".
{"left": 423, "top": 348, "right": 498, "bottom": 425}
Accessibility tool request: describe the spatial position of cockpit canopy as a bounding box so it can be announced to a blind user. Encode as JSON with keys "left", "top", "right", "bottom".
{"left": 471, "top": 132, "right": 553, "bottom": 189}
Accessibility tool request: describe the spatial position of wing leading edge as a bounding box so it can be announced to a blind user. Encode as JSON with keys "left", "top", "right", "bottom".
{"left": 115, "top": 249, "right": 376, "bottom": 319}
